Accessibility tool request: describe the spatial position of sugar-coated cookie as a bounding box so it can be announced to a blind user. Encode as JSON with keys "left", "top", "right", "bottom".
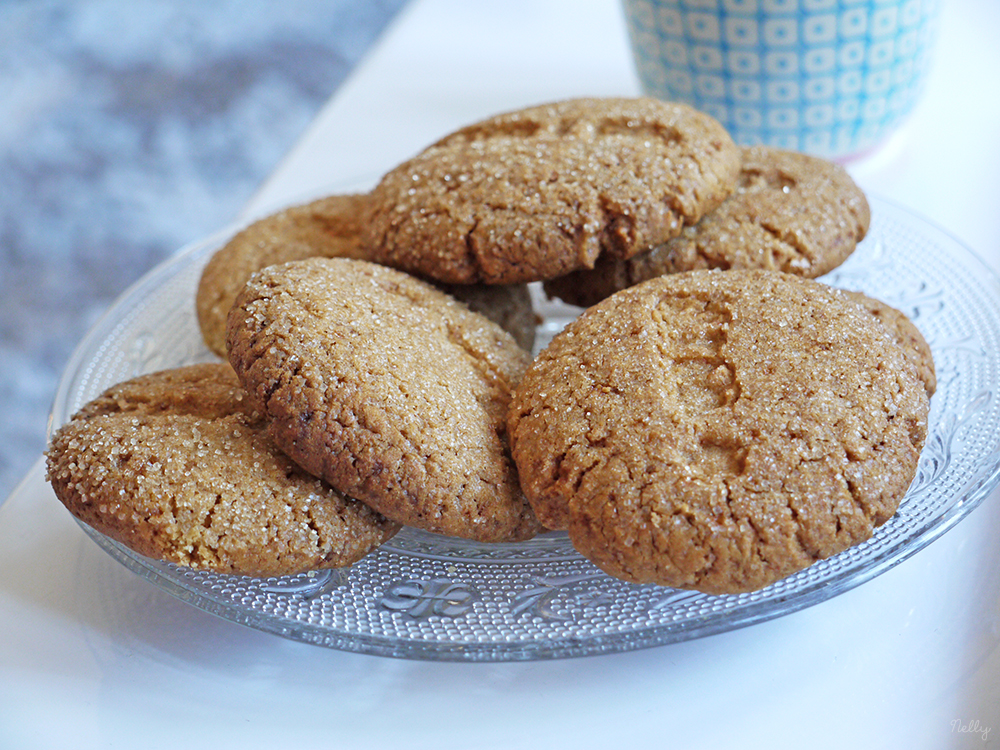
{"left": 46, "top": 363, "right": 399, "bottom": 577}
{"left": 508, "top": 269, "right": 929, "bottom": 594}
{"left": 227, "top": 257, "right": 542, "bottom": 542}
{"left": 364, "top": 97, "right": 741, "bottom": 285}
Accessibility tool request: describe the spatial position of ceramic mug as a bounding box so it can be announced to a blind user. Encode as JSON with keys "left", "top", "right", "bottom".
{"left": 622, "top": 0, "right": 939, "bottom": 159}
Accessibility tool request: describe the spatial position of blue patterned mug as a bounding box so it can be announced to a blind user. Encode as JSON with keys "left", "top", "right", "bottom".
{"left": 622, "top": 0, "right": 939, "bottom": 159}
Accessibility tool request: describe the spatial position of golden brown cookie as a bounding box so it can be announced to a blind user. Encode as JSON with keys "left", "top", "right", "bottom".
{"left": 227, "top": 257, "right": 542, "bottom": 542}
{"left": 840, "top": 290, "right": 936, "bottom": 396}
{"left": 545, "top": 145, "right": 870, "bottom": 307}
{"left": 46, "top": 363, "right": 399, "bottom": 577}
{"left": 363, "top": 97, "right": 741, "bottom": 285}
{"left": 508, "top": 269, "right": 929, "bottom": 594}
{"left": 195, "top": 193, "right": 537, "bottom": 355}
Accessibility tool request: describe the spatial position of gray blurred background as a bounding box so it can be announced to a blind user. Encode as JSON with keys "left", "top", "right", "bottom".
{"left": 0, "top": 0, "right": 408, "bottom": 501}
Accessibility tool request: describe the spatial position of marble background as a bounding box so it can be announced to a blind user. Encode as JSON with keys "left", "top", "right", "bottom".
{"left": 0, "top": 0, "right": 407, "bottom": 502}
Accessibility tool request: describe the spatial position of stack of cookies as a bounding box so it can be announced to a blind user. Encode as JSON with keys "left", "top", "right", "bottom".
{"left": 47, "top": 97, "right": 933, "bottom": 594}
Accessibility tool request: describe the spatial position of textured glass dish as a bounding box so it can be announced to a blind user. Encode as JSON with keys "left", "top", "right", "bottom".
{"left": 50, "top": 196, "right": 1000, "bottom": 661}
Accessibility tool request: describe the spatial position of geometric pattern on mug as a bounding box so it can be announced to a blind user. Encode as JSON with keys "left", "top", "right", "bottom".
{"left": 623, "top": 0, "right": 939, "bottom": 156}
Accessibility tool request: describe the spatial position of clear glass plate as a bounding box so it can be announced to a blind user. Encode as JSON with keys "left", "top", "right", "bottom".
{"left": 49, "top": 195, "right": 1000, "bottom": 661}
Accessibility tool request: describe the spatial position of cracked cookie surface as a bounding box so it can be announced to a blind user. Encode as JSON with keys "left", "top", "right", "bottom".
{"left": 227, "top": 257, "right": 542, "bottom": 542}
{"left": 508, "top": 269, "right": 929, "bottom": 594}
{"left": 545, "top": 145, "right": 870, "bottom": 307}
{"left": 46, "top": 363, "right": 399, "bottom": 577}
{"left": 363, "top": 97, "right": 741, "bottom": 285}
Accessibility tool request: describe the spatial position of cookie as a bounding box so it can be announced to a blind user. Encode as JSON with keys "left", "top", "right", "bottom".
{"left": 363, "top": 96, "right": 742, "bottom": 285}
{"left": 46, "top": 363, "right": 399, "bottom": 577}
{"left": 508, "top": 269, "right": 929, "bottom": 594}
{"left": 227, "top": 257, "right": 542, "bottom": 542}
{"left": 840, "top": 290, "right": 936, "bottom": 396}
{"left": 545, "top": 145, "right": 870, "bottom": 307}
{"left": 195, "top": 193, "right": 537, "bottom": 355}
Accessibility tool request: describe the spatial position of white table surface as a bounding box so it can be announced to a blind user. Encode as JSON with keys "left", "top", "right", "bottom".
{"left": 4, "top": 0, "right": 1000, "bottom": 748}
